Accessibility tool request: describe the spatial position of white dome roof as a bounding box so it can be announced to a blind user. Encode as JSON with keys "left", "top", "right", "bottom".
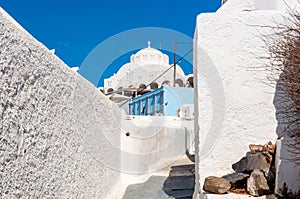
{"left": 130, "top": 41, "right": 169, "bottom": 66}
{"left": 135, "top": 43, "right": 163, "bottom": 56}
{"left": 104, "top": 41, "right": 188, "bottom": 90}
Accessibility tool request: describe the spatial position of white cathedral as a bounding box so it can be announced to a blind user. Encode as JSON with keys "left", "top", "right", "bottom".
{"left": 103, "top": 41, "right": 192, "bottom": 95}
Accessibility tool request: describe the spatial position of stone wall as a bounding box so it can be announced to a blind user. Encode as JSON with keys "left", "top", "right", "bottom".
{"left": 0, "top": 7, "right": 122, "bottom": 198}
{"left": 193, "top": 0, "right": 300, "bottom": 198}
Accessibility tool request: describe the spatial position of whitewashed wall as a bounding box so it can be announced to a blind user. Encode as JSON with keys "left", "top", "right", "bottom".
{"left": 121, "top": 116, "right": 194, "bottom": 174}
{"left": 193, "top": 0, "right": 300, "bottom": 198}
{"left": 0, "top": 7, "right": 123, "bottom": 199}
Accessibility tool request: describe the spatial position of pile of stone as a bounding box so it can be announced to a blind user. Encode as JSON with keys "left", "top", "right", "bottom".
{"left": 203, "top": 141, "right": 276, "bottom": 197}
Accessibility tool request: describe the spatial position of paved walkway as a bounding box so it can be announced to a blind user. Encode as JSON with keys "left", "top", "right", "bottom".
{"left": 122, "top": 158, "right": 195, "bottom": 199}
{"left": 122, "top": 175, "right": 170, "bottom": 199}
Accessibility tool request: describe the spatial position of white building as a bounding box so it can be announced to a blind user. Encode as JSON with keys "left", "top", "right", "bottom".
{"left": 103, "top": 41, "right": 190, "bottom": 94}
{"left": 194, "top": 0, "right": 300, "bottom": 198}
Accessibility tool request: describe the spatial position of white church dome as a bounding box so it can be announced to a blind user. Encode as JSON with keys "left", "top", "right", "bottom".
{"left": 104, "top": 41, "right": 189, "bottom": 92}
{"left": 130, "top": 41, "right": 169, "bottom": 66}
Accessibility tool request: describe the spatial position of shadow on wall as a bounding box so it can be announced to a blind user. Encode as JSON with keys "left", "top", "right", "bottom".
{"left": 268, "top": 5, "right": 300, "bottom": 192}
{"left": 273, "top": 72, "right": 300, "bottom": 193}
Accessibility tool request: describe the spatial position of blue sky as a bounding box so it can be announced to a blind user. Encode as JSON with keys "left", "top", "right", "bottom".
{"left": 0, "top": 0, "right": 221, "bottom": 86}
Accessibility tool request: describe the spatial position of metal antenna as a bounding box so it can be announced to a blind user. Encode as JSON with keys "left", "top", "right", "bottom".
{"left": 173, "top": 42, "right": 178, "bottom": 86}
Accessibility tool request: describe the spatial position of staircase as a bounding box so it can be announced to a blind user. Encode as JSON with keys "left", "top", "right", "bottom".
{"left": 163, "top": 164, "right": 195, "bottom": 199}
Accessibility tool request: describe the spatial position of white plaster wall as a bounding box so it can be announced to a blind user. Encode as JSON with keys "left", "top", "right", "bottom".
{"left": 273, "top": 72, "right": 300, "bottom": 192}
{"left": 275, "top": 138, "right": 300, "bottom": 193}
{"left": 193, "top": 0, "right": 300, "bottom": 197}
{"left": 220, "top": 0, "right": 300, "bottom": 12}
{"left": 120, "top": 116, "right": 194, "bottom": 174}
{"left": 0, "top": 7, "right": 123, "bottom": 198}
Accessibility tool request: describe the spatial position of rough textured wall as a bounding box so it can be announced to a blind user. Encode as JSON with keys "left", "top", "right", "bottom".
{"left": 193, "top": 0, "right": 299, "bottom": 197}
{"left": 0, "top": 7, "right": 122, "bottom": 198}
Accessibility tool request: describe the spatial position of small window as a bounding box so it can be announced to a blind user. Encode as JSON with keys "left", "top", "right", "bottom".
{"left": 107, "top": 88, "right": 114, "bottom": 94}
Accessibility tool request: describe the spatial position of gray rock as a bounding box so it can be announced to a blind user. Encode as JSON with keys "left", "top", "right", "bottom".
{"left": 249, "top": 144, "right": 266, "bottom": 153}
{"left": 262, "top": 151, "right": 273, "bottom": 165}
{"left": 247, "top": 169, "right": 270, "bottom": 196}
{"left": 232, "top": 152, "right": 269, "bottom": 173}
{"left": 262, "top": 167, "right": 276, "bottom": 190}
{"left": 222, "top": 172, "right": 249, "bottom": 189}
{"left": 249, "top": 142, "right": 275, "bottom": 165}
{"left": 203, "top": 176, "right": 231, "bottom": 194}
{"left": 249, "top": 141, "right": 275, "bottom": 154}
{"left": 264, "top": 141, "right": 275, "bottom": 154}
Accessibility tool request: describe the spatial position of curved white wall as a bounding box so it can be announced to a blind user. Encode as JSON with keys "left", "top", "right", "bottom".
{"left": 120, "top": 116, "right": 194, "bottom": 174}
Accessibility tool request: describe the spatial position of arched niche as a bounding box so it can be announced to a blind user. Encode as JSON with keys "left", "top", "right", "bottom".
{"left": 150, "top": 82, "right": 159, "bottom": 89}
{"left": 175, "top": 79, "right": 184, "bottom": 87}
